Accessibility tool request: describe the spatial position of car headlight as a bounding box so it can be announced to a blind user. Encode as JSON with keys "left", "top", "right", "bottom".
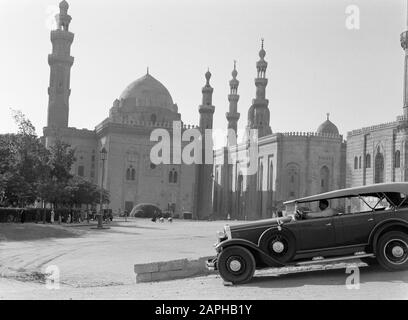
{"left": 216, "top": 230, "right": 226, "bottom": 240}
{"left": 224, "top": 225, "right": 232, "bottom": 239}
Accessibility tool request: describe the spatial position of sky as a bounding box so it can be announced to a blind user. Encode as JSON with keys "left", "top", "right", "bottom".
{"left": 0, "top": 0, "right": 407, "bottom": 146}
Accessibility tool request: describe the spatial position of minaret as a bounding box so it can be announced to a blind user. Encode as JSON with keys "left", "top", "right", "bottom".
{"left": 246, "top": 39, "right": 272, "bottom": 137}
{"left": 226, "top": 61, "right": 240, "bottom": 144}
{"left": 199, "top": 69, "right": 215, "bottom": 129}
{"left": 196, "top": 70, "right": 215, "bottom": 219}
{"left": 402, "top": 1, "right": 408, "bottom": 117}
{"left": 47, "top": 0, "right": 74, "bottom": 128}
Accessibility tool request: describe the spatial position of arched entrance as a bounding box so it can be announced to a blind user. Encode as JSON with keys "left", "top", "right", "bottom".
{"left": 320, "top": 166, "right": 330, "bottom": 193}
{"left": 375, "top": 150, "right": 384, "bottom": 183}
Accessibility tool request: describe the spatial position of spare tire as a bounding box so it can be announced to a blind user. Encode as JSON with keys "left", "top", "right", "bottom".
{"left": 258, "top": 228, "right": 296, "bottom": 266}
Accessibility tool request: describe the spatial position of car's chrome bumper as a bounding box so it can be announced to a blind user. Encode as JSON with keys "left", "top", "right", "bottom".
{"left": 206, "top": 257, "right": 218, "bottom": 271}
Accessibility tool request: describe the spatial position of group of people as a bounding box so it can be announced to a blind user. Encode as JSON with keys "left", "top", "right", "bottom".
{"left": 48, "top": 209, "right": 113, "bottom": 224}
{"left": 151, "top": 216, "right": 173, "bottom": 223}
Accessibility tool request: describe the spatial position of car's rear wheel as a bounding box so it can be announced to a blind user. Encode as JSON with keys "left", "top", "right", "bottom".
{"left": 217, "top": 246, "right": 256, "bottom": 284}
{"left": 376, "top": 231, "right": 408, "bottom": 271}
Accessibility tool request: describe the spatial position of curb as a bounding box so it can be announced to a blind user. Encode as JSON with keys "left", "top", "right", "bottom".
{"left": 134, "top": 256, "right": 215, "bottom": 283}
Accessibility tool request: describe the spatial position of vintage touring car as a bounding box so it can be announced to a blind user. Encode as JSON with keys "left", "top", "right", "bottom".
{"left": 206, "top": 183, "right": 408, "bottom": 284}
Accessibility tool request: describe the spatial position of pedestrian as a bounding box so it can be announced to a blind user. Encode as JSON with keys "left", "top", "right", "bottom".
{"left": 86, "top": 210, "right": 90, "bottom": 223}
{"left": 20, "top": 209, "right": 25, "bottom": 224}
{"left": 35, "top": 209, "right": 41, "bottom": 224}
{"left": 67, "top": 213, "right": 71, "bottom": 224}
{"left": 50, "top": 209, "right": 55, "bottom": 224}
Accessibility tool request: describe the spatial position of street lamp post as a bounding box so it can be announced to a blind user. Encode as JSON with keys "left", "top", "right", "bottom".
{"left": 98, "top": 147, "right": 107, "bottom": 229}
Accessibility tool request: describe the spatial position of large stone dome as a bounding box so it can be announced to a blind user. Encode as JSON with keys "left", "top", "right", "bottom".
{"left": 317, "top": 114, "right": 339, "bottom": 136}
{"left": 119, "top": 73, "right": 175, "bottom": 111}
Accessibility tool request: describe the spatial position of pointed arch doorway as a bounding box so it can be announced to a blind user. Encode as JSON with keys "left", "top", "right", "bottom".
{"left": 374, "top": 150, "right": 384, "bottom": 184}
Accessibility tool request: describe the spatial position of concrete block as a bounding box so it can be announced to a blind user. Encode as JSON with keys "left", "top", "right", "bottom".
{"left": 151, "top": 268, "right": 202, "bottom": 282}
{"left": 136, "top": 272, "right": 152, "bottom": 283}
{"left": 134, "top": 262, "right": 159, "bottom": 274}
{"left": 157, "top": 259, "right": 187, "bottom": 272}
{"left": 134, "top": 256, "right": 216, "bottom": 283}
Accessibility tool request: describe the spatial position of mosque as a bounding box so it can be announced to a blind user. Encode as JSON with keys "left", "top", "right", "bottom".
{"left": 45, "top": 1, "right": 407, "bottom": 220}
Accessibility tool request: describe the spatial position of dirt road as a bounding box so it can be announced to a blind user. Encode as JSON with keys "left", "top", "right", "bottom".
{"left": 1, "top": 219, "right": 407, "bottom": 299}
{"left": 1, "top": 265, "right": 407, "bottom": 300}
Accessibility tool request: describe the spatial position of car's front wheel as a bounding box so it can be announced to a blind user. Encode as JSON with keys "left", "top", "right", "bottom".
{"left": 217, "top": 246, "right": 256, "bottom": 284}
{"left": 376, "top": 231, "right": 408, "bottom": 271}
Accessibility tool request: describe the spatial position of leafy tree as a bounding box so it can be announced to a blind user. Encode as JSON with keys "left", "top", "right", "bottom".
{"left": 0, "top": 110, "right": 110, "bottom": 209}
{"left": 38, "top": 139, "right": 76, "bottom": 208}
{"left": 67, "top": 176, "right": 110, "bottom": 208}
{"left": 0, "top": 111, "right": 48, "bottom": 206}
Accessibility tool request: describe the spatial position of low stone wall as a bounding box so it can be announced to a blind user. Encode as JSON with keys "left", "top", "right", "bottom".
{"left": 134, "top": 256, "right": 215, "bottom": 283}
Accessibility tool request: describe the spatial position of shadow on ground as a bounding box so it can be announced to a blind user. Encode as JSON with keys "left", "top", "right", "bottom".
{"left": 0, "top": 223, "right": 85, "bottom": 241}
{"left": 243, "top": 265, "right": 408, "bottom": 288}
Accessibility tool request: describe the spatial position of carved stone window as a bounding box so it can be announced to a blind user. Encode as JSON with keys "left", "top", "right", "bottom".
{"left": 366, "top": 154, "right": 371, "bottom": 168}
{"left": 126, "top": 166, "right": 136, "bottom": 181}
{"left": 169, "top": 169, "right": 178, "bottom": 184}
{"left": 395, "top": 150, "right": 401, "bottom": 168}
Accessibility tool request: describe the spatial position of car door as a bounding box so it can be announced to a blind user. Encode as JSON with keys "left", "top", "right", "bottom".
{"left": 332, "top": 211, "right": 375, "bottom": 246}
{"left": 295, "top": 216, "right": 337, "bottom": 250}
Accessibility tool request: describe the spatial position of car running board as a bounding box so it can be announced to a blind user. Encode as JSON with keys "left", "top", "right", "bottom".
{"left": 295, "top": 253, "right": 375, "bottom": 266}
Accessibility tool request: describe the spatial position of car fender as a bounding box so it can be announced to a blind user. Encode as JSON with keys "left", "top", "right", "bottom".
{"left": 215, "top": 238, "right": 286, "bottom": 267}
{"left": 257, "top": 226, "right": 297, "bottom": 262}
{"left": 258, "top": 226, "right": 296, "bottom": 248}
{"left": 368, "top": 219, "right": 408, "bottom": 254}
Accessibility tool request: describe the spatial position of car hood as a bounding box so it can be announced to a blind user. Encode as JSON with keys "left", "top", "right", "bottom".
{"left": 229, "top": 216, "right": 293, "bottom": 233}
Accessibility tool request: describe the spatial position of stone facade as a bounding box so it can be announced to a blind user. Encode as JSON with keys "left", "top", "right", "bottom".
{"left": 346, "top": 118, "right": 408, "bottom": 188}
{"left": 346, "top": 7, "right": 408, "bottom": 188}
{"left": 43, "top": 2, "right": 201, "bottom": 216}
{"left": 213, "top": 131, "right": 346, "bottom": 220}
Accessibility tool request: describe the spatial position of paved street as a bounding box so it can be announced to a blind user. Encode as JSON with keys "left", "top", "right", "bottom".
{"left": 0, "top": 218, "right": 407, "bottom": 299}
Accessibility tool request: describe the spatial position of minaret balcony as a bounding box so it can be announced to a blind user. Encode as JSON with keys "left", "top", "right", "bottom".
{"left": 48, "top": 54, "right": 74, "bottom": 66}
{"left": 254, "top": 78, "right": 268, "bottom": 86}
{"left": 251, "top": 98, "right": 269, "bottom": 106}
{"left": 228, "top": 94, "right": 240, "bottom": 102}
{"left": 199, "top": 104, "right": 215, "bottom": 114}
{"left": 51, "top": 29, "right": 74, "bottom": 42}
{"left": 226, "top": 112, "right": 240, "bottom": 120}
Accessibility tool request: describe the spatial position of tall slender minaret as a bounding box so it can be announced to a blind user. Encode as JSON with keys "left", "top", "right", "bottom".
{"left": 199, "top": 69, "right": 215, "bottom": 129}
{"left": 246, "top": 39, "right": 272, "bottom": 137}
{"left": 401, "top": 1, "right": 408, "bottom": 117}
{"left": 226, "top": 61, "right": 240, "bottom": 144}
{"left": 47, "top": 0, "right": 74, "bottom": 128}
{"left": 196, "top": 70, "right": 215, "bottom": 219}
